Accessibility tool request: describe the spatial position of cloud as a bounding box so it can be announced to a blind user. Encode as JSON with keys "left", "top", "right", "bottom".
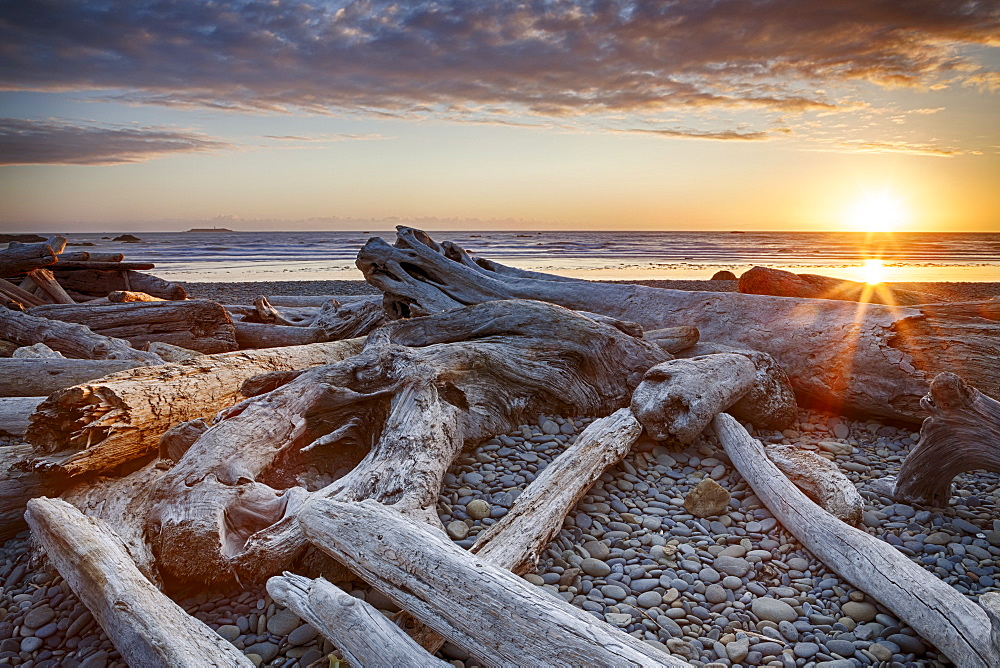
{"left": 1, "top": 0, "right": 996, "bottom": 120}
{"left": 0, "top": 118, "right": 230, "bottom": 165}
{"left": 615, "top": 128, "right": 772, "bottom": 141}
{"left": 833, "top": 139, "right": 963, "bottom": 157}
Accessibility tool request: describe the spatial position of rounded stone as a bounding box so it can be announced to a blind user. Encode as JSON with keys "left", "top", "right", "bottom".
{"left": 868, "top": 642, "right": 893, "bottom": 662}
{"left": 698, "top": 567, "right": 721, "bottom": 583}
{"left": 244, "top": 641, "right": 279, "bottom": 662}
{"left": 601, "top": 584, "right": 628, "bottom": 601}
{"left": 266, "top": 608, "right": 301, "bottom": 636}
{"left": 466, "top": 499, "right": 491, "bottom": 520}
{"left": 580, "top": 558, "right": 611, "bottom": 577}
{"left": 726, "top": 637, "right": 750, "bottom": 662}
{"left": 683, "top": 478, "right": 731, "bottom": 517}
{"left": 23, "top": 605, "right": 56, "bottom": 629}
{"left": 636, "top": 591, "right": 662, "bottom": 608}
{"left": 825, "top": 639, "right": 856, "bottom": 657}
{"left": 541, "top": 420, "right": 560, "bottom": 435}
{"left": 841, "top": 601, "right": 878, "bottom": 623}
{"left": 20, "top": 636, "right": 43, "bottom": 653}
{"left": 722, "top": 575, "right": 743, "bottom": 590}
{"left": 216, "top": 625, "right": 240, "bottom": 642}
{"left": 446, "top": 520, "right": 469, "bottom": 540}
{"left": 705, "top": 584, "right": 727, "bottom": 604}
{"left": 583, "top": 540, "right": 611, "bottom": 560}
{"left": 714, "top": 555, "right": 751, "bottom": 577}
{"left": 794, "top": 642, "right": 820, "bottom": 658}
{"left": 751, "top": 597, "right": 798, "bottom": 623}
{"left": 887, "top": 633, "right": 924, "bottom": 654}
{"left": 288, "top": 623, "right": 319, "bottom": 646}
{"left": 33, "top": 622, "right": 58, "bottom": 639}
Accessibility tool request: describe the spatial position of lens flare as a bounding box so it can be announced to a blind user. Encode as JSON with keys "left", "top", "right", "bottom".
{"left": 845, "top": 191, "right": 908, "bottom": 232}
{"left": 861, "top": 258, "right": 886, "bottom": 284}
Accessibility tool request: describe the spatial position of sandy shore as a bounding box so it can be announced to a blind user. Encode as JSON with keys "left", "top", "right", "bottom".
{"left": 181, "top": 278, "right": 1000, "bottom": 305}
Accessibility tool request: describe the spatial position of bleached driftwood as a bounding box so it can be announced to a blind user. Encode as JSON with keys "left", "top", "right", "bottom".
{"left": 30, "top": 300, "right": 238, "bottom": 354}
{"left": 58, "top": 252, "right": 125, "bottom": 263}
{"left": 0, "top": 307, "right": 163, "bottom": 363}
{"left": 631, "top": 354, "right": 756, "bottom": 443}
{"left": 472, "top": 407, "right": 642, "bottom": 574}
{"left": 267, "top": 572, "right": 447, "bottom": 668}
{"left": 11, "top": 342, "right": 64, "bottom": 358}
{"left": 0, "top": 278, "right": 47, "bottom": 308}
{"left": 233, "top": 321, "right": 327, "bottom": 348}
{"left": 643, "top": 326, "right": 700, "bottom": 353}
{"left": 0, "top": 444, "right": 56, "bottom": 540}
{"left": 108, "top": 290, "right": 165, "bottom": 303}
{"left": 24, "top": 497, "right": 253, "bottom": 667}
{"left": 51, "top": 269, "right": 186, "bottom": 300}
{"left": 713, "top": 412, "right": 1000, "bottom": 668}
{"left": 27, "top": 268, "right": 75, "bottom": 304}
{"left": 357, "top": 227, "right": 1000, "bottom": 422}
{"left": 891, "top": 372, "right": 1000, "bottom": 506}
{"left": 300, "top": 499, "right": 690, "bottom": 667}
{"left": 738, "top": 265, "right": 941, "bottom": 306}
{"left": 0, "top": 397, "right": 46, "bottom": 435}
{"left": 146, "top": 341, "right": 202, "bottom": 362}
{"left": 26, "top": 337, "right": 365, "bottom": 477}
{"left": 146, "top": 300, "right": 666, "bottom": 586}
{"left": 765, "top": 445, "right": 863, "bottom": 524}
{"left": 267, "top": 294, "right": 378, "bottom": 307}
{"left": 675, "top": 344, "right": 797, "bottom": 430}
{"left": 0, "top": 358, "right": 139, "bottom": 396}
{"left": 0, "top": 238, "right": 60, "bottom": 277}
{"left": 252, "top": 296, "right": 307, "bottom": 326}
{"left": 313, "top": 298, "right": 389, "bottom": 340}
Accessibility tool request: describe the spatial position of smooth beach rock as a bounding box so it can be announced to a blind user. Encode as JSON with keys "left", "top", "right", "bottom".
{"left": 841, "top": 600, "right": 878, "bottom": 623}
{"left": 631, "top": 355, "right": 756, "bottom": 443}
{"left": 580, "top": 558, "right": 611, "bottom": 577}
{"left": 711, "top": 270, "right": 738, "bottom": 281}
{"left": 446, "top": 520, "right": 469, "bottom": 540}
{"left": 751, "top": 597, "right": 798, "bottom": 623}
{"left": 683, "top": 478, "right": 731, "bottom": 517}
{"left": 466, "top": 499, "right": 491, "bottom": 520}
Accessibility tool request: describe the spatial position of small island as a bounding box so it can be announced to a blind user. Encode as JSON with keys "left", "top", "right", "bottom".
{"left": 187, "top": 227, "right": 234, "bottom": 233}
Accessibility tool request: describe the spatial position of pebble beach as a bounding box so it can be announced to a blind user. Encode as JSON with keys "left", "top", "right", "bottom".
{"left": 2, "top": 278, "right": 999, "bottom": 668}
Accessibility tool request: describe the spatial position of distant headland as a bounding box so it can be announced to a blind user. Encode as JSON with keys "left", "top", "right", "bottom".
{"left": 187, "top": 227, "right": 234, "bottom": 232}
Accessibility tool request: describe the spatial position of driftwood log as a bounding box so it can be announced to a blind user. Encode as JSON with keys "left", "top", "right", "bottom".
{"left": 24, "top": 497, "right": 253, "bottom": 667}
{"left": 51, "top": 269, "right": 186, "bottom": 300}
{"left": 357, "top": 227, "right": 1000, "bottom": 423}
{"left": 0, "top": 238, "right": 62, "bottom": 277}
{"left": 30, "top": 300, "right": 239, "bottom": 354}
{"left": 267, "top": 573, "right": 447, "bottom": 668}
{"left": 0, "top": 444, "right": 56, "bottom": 539}
{"left": 0, "top": 397, "right": 52, "bottom": 435}
{"left": 25, "top": 337, "right": 365, "bottom": 477}
{"left": 142, "top": 300, "right": 665, "bottom": 587}
{"left": 300, "top": 499, "right": 690, "bottom": 667}
{"left": 108, "top": 290, "right": 165, "bottom": 303}
{"left": 643, "top": 326, "right": 700, "bottom": 353}
{"left": 737, "top": 265, "right": 941, "bottom": 306}
{"left": 233, "top": 321, "right": 327, "bottom": 348}
{"left": 0, "top": 358, "right": 140, "bottom": 396}
{"left": 27, "top": 268, "right": 75, "bottom": 304}
{"left": 891, "top": 372, "right": 1000, "bottom": 506}
{"left": 0, "top": 278, "right": 48, "bottom": 308}
{"left": 713, "top": 412, "right": 1000, "bottom": 667}
{"left": 0, "top": 307, "right": 163, "bottom": 364}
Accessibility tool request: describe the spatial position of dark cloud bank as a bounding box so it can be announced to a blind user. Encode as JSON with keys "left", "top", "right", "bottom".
{"left": 2, "top": 0, "right": 996, "bottom": 115}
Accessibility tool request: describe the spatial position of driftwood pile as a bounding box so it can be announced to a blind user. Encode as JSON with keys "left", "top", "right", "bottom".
{"left": 2, "top": 227, "right": 1000, "bottom": 666}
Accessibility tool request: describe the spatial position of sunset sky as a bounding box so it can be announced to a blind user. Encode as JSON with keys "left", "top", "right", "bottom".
{"left": 1, "top": 1, "right": 998, "bottom": 233}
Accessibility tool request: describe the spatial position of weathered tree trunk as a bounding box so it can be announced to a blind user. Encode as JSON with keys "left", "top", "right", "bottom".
{"left": 357, "top": 227, "right": 1000, "bottom": 422}
{"left": 108, "top": 290, "right": 165, "bottom": 303}
{"left": 0, "top": 239, "right": 59, "bottom": 277}
{"left": 0, "top": 307, "right": 163, "bottom": 363}
{"left": 233, "top": 321, "right": 328, "bottom": 348}
{"left": 30, "top": 300, "right": 239, "bottom": 354}
{"left": 144, "top": 300, "right": 666, "bottom": 587}
{"left": 27, "top": 268, "right": 75, "bottom": 304}
{"left": 266, "top": 573, "right": 447, "bottom": 668}
{"left": 24, "top": 497, "right": 254, "bottom": 667}
{"left": 51, "top": 269, "right": 186, "bottom": 300}
{"left": 300, "top": 499, "right": 690, "bottom": 667}
{"left": 737, "top": 265, "right": 942, "bottom": 306}
{"left": 0, "top": 444, "right": 56, "bottom": 540}
{"left": 57, "top": 252, "right": 125, "bottom": 263}
{"left": 891, "top": 372, "right": 1000, "bottom": 506}
{"left": 630, "top": 355, "right": 756, "bottom": 443}
{"left": 0, "top": 398, "right": 47, "bottom": 434}
{"left": 313, "top": 298, "right": 389, "bottom": 340}
{"left": 0, "top": 277, "right": 47, "bottom": 307}
{"left": 51, "top": 261, "right": 156, "bottom": 271}
{"left": 0, "top": 358, "right": 140, "bottom": 396}
{"left": 267, "top": 294, "right": 379, "bottom": 307}
{"left": 26, "top": 337, "right": 365, "bottom": 477}
{"left": 471, "top": 407, "right": 642, "bottom": 574}
{"left": 643, "top": 326, "right": 699, "bottom": 353}
{"left": 765, "top": 445, "right": 863, "bottom": 524}
{"left": 713, "top": 412, "right": 1000, "bottom": 668}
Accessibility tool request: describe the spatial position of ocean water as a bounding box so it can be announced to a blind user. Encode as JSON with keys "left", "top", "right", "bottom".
{"left": 58, "top": 229, "right": 1000, "bottom": 283}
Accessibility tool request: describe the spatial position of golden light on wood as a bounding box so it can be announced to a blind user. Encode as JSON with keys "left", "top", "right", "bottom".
{"left": 845, "top": 191, "right": 908, "bottom": 232}
{"left": 861, "top": 258, "right": 886, "bottom": 284}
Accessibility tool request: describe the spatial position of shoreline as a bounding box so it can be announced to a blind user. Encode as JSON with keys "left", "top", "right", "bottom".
{"left": 181, "top": 278, "right": 1000, "bottom": 305}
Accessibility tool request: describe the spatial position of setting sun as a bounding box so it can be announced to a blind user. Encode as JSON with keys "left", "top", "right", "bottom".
{"left": 844, "top": 191, "right": 909, "bottom": 233}
{"left": 861, "top": 258, "right": 886, "bottom": 284}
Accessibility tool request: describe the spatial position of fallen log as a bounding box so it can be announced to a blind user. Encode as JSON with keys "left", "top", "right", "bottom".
{"left": 24, "top": 497, "right": 254, "bottom": 667}
{"left": 471, "top": 407, "right": 642, "bottom": 574}
{"left": 0, "top": 444, "right": 56, "bottom": 540}
{"left": 643, "top": 326, "right": 699, "bottom": 353}
{"left": 51, "top": 261, "right": 156, "bottom": 271}
{"left": 27, "top": 268, "right": 75, "bottom": 304}
{"left": 300, "top": 499, "right": 690, "bottom": 667}
{"left": 0, "top": 277, "right": 47, "bottom": 307}
{"left": 356, "top": 227, "right": 1000, "bottom": 422}
{"left": 233, "top": 321, "right": 327, "bottom": 348}
{"left": 737, "top": 265, "right": 942, "bottom": 306}
{"left": 312, "top": 298, "right": 388, "bottom": 340}
{"left": 267, "top": 573, "right": 447, "bottom": 668}
{"left": 26, "top": 337, "right": 365, "bottom": 477}
{"left": 713, "top": 411, "right": 1000, "bottom": 668}
{"left": 30, "top": 300, "right": 238, "bottom": 354}
{"left": 267, "top": 294, "right": 379, "bottom": 307}
{"left": 0, "top": 239, "right": 60, "bottom": 277}
{"left": 1, "top": 397, "right": 46, "bottom": 435}
{"left": 915, "top": 299, "right": 1000, "bottom": 322}
{"left": 144, "top": 300, "right": 666, "bottom": 587}
{"left": 12, "top": 342, "right": 64, "bottom": 358}
{"left": 0, "top": 308, "right": 162, "bottom": 363}
{"left": 51, "top": 269, "right": 186, "bottom": 300}
{"left": 0, "top": 358, "right": 140, "bottom": 396}
{"left": 108, "top": 290, "right": 165, "bottom": 303}
{"left": 631, "top": 355, "right": 756, "bottom": 443}
{"left": 147, "top": 341, "right": 202, "bottom": 362}
{"left": 890, "top": 372, "right": 1000, "bottom": 506}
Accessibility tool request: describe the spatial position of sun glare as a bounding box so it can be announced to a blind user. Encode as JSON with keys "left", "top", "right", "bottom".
{"left": 844, "top": 191, "right": 908, "bottom": 232}
{"left": 861, "top": 258, "right": 886, "bottom": 284}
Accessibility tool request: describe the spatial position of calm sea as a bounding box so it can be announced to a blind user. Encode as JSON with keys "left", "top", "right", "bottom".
{"left": 59, "top": 230, "right": 1000, "bottom": 283}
